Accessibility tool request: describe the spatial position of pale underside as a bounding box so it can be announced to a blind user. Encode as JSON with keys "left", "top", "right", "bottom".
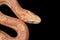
{"left": 0, "top": 0, "right": 41, "bottom": 40}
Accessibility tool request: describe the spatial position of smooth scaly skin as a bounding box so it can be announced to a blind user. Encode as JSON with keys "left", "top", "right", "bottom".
{"left": 0, "top": 12, "right": 29, "bottom": 40}
{"left": 0, "top": 11, "right": 29, "bottom": 40}
{"left": 0, "top": 0, "right": 41, "bottom": 24}
{"left": 0, "top": 0, "right": 41, "bottom": 40}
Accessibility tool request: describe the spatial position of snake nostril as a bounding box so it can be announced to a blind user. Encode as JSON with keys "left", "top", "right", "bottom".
{"left": 0, "top": 24, "right": 17, "bottom": 38}
{"left": 0, "top": 4, "right": 17, "bottom": 18}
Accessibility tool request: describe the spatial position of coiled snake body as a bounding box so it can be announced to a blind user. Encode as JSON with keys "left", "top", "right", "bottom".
{"left": 0, "top": 0, "right": 41, "bottom": 40}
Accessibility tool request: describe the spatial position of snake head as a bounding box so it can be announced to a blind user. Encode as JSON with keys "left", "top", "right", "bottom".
{"left": 20, "top": 9, "right": 41, "bottom": 24}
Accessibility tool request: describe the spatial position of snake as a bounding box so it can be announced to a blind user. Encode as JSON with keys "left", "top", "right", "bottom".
{"left": 0, "top": 0, "right": 41, "bottom": 40}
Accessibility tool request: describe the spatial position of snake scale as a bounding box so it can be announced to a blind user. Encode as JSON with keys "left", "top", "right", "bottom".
{"left": 0, "top": 0, "right": 41, "bottom": 40}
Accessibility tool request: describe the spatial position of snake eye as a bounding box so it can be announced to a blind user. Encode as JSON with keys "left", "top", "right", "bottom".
{"left": 0, "top": 24, "right": 17, "bottom": 37}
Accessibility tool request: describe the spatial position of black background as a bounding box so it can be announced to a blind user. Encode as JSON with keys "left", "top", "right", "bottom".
{"left": 0, "top": 0, "right": 48, "bottom": 40}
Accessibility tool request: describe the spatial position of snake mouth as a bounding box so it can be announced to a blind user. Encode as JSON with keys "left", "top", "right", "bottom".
{"left": 27, "top": 14, "right": 41, "bottom": 24}
{"left": 28, "top": 18, "right": 41, "bottom": 24}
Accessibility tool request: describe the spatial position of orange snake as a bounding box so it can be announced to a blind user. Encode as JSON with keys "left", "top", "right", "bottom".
{"left": 0, "top": 0, "right": 41, "bottom": 40}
